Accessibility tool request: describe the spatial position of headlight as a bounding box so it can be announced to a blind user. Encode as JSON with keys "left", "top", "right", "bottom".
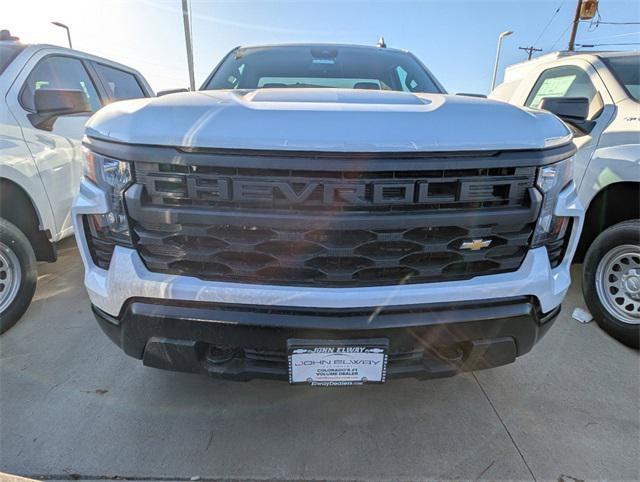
{"left": 536, "top": 156, "right": 573, "bottom": 194}
{"left": 83, "top": 147, "right": 133, "bottom": 246}
{"left": 531, "top": 156, "right": 574, "bottom": 255}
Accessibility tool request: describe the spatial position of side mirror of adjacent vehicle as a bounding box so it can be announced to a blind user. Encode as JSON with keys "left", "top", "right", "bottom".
{"left": 539, "top": 96, "right": 595, "bottom": 134}
{"left": 157, "top": 88, "right": 189, "bottom": 97}
{"left": 28, "top": 89, "right": 91, "bottom": 131}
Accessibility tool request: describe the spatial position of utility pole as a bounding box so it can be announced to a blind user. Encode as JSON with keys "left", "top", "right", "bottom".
{"left": 518, "top": 46, "right": 543, "bottom": 60}
{"left": 181, "top": 0, "right": 196, "bottom": 91}
{"left": 568, "top": 0, "right": 583, "bottom": 51}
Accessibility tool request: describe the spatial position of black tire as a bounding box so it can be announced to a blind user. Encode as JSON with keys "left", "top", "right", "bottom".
{"left": 582, "top": 219, "right": 640, "bottom": 349}
{"left": 0, "top": 218, "right": 37, "bottom": 334}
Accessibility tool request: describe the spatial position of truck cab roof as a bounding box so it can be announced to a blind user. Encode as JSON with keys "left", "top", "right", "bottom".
{"left": 502, "top": 50, "right": 638, "bottom": 84}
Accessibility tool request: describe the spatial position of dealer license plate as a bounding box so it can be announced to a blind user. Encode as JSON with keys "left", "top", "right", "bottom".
{"left": 287, "top": 338, "right": 389, "bottom": 386}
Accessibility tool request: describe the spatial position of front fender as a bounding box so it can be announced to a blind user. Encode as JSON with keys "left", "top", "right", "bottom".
{"left": 0, "top": 163, "right": 57, "bottom": 236}
{"left": 578, "top": 143, "right": 640, "bottom": 209}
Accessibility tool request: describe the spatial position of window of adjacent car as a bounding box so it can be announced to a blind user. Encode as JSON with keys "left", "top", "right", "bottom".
{"left": 526, "top": 65, "right": 598, "bottom": 113}
{"left": 93, "top": 63, "right": 145, "bottom": 101}
{"left": 601, "top": 54, "right": 640, "bottom": 102}
{"left": 222, "top": 63, "right": 245, "bottom": 89}
{"left": 396, "top": 66, "right": 420, "bottom": 92}
{"left": 20, "top": 55, "right": 102, "bottom": 113}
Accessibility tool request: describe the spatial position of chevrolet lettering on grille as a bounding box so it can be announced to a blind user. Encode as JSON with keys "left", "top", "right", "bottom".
{"left": 184, "top": 177, "right": 525, "bottom": 206}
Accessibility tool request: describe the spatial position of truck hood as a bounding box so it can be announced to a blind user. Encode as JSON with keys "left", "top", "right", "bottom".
{"left": 86, "top": 89, "right": 572, "bottom": 152}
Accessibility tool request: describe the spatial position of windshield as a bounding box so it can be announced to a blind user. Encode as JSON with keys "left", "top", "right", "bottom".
{"left": 0, "top": 43, "right": 25, "bottom": 75}
{"left": 203, "top": 45, "right": 443, "bottom": 93}
{"left": 602, "top": 54, "right": 640, "bottom": 102}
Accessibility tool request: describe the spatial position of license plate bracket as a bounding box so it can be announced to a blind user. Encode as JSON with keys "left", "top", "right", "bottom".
{"left": 287, "top": 338, "right": 389, "bottom": 386}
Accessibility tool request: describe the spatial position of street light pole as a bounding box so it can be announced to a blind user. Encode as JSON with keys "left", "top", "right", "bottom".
{"left": 491, "top": 30, "right": 513, "bottom": 91}
{"left": 51, "top": 22, "right": 72, "bottom": 49}
{"left": 181, "top": 0, "right": 196, "bottom": 91}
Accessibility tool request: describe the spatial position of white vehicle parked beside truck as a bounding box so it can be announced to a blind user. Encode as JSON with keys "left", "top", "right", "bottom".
{"left": 74, "top": 43, "right": 584, "bottom": 384}
{"left": 0, "top": 31, "right": 153, "bottom": 332}
{"left": 491, "top": 50, "right": 640, "bottom": 348}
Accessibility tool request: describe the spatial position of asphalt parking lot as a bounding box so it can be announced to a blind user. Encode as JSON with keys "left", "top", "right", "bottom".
{"left": 1, "top": 238, "right": 638, "bottom": 481}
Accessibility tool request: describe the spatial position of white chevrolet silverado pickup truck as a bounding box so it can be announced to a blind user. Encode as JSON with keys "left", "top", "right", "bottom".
{"left": 73, "top": 43, "right": 584, "bottom": 385}
{"left": 0, "top": 33, "right": 152, "bottom": 332}
{"left": 491, "top": 50, "right": 639, "bottom": 348}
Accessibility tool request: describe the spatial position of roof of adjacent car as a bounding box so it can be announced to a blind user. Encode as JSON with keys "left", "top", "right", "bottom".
{"left": 3, "top": 42, "right": 145, "bottom": 75}
{"left": 507, "top": 49, "right": 638, "bottom": 68}
{"left": 501, "top": 49, "right": 638, "bottom": 83}
{"left": 592, "top": 50, "right": 639, "bottom": 59}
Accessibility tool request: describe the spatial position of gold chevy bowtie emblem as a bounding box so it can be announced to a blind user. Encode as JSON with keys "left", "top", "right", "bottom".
{"left": 460, "top": 239, "right": 492, "bottom": 251}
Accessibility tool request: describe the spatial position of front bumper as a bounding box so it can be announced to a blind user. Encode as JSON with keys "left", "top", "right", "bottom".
{"left": 93, "top": 296, "right": 559, "bottom": 381}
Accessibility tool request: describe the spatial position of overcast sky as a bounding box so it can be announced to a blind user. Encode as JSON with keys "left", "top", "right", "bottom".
{"left": 5, "top": 0, "right": 640, "bottom": 93}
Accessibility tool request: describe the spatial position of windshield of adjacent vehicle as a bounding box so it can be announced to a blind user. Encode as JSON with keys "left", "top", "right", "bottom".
{"left": 203, "top": 45, "right": 443, "bottom": 93}
{"left": 602, "top": 54, "right": 640, "bottom": 102}
{"left": 0, "top": 43, "right": 25, "bottom": 75}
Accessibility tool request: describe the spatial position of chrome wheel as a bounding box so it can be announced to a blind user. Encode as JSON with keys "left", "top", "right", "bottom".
{"left": 595, "top": 244, "right": 640, "bottom": 325}
{"left": 0, "top": 242, "right": 22, "bottom": 314}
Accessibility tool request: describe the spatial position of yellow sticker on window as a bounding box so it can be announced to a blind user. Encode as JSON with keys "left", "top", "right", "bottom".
{"left": 530, "top": 74, "right": 577, "bottom": 108}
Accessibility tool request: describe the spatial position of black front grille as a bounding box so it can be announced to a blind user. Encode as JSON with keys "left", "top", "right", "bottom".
{"left": 127, "top": 158, "right": 539, "bottom": 287}
{"left": 132, "top": 221, "right": 532, "bottom": 286}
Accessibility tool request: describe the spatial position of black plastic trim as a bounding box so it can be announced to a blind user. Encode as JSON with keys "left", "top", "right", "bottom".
{"left": 91, "top": 297, "right": 560, "bottom": 381}
{"left": 117, "top": 295, "right": 540, "bottom": 329}
{"left": 84, "top": 136, "right": 576, "bottom": 171}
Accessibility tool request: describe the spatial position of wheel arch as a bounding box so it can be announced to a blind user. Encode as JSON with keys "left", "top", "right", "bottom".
{"left": 576, "top": 181, "right": 640, "bottom": 262}
{"left": 0, "top": 178, "right": 56, "bottom": 262}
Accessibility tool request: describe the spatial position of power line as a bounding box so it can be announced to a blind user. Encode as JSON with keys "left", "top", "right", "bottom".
{"left": 549, "top": 23, "right": 572, "bottom": 50}
{"left": 532, "top": 0, "right": 567, "bottom": 46}
{"left": 582, "top": 31, "right": 640, "bottom": 43}
{"left": 586, "top": 4, "right": 640, "bottom": 30}
{"left": 594, "top": 21, "right": 640, "bottom": 25}
{"left": 577, "top": 42, "right": 640, "bottom": 47}
{"left": 587, "top": 5, "right": 602, "bottom": 32}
